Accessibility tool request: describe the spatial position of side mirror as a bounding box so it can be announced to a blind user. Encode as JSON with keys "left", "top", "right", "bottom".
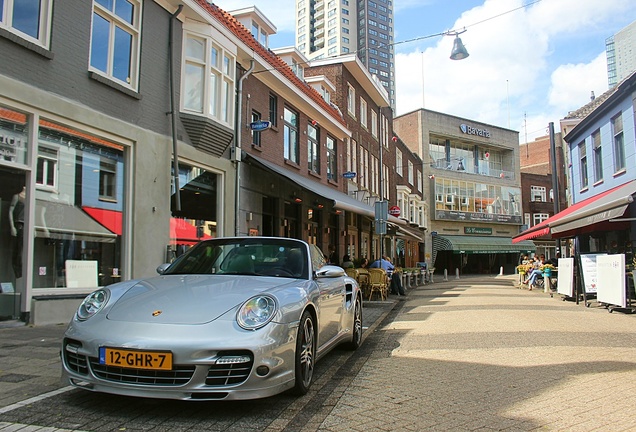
{"left": 315, "top": 265, "right": 346, "bottom": 279}
{"left": 156, "top": 263, "right": 171, "bottom": 275}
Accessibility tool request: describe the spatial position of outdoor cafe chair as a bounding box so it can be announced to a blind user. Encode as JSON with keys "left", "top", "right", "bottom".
{"left": 367, "top": 268, "right": 388, "bottom": 301}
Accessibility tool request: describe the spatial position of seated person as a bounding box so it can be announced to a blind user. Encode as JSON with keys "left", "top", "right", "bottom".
{"left": 524, "top": 255, "right": 545, "bottom": 290}
{"left": 341, "top": 255, "right": 354, "bottom": 269}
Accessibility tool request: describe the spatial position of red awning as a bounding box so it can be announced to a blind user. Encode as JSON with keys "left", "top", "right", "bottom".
{"left": 83, "top": 207, "right": 211, "bottom": 244}
{"left": 513, "top": 180, "right": 636, "bottom": 243}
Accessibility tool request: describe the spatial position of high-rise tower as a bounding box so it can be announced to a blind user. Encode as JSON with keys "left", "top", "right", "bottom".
{"left": 606, "top": 20, "right": 636, "bottom": 87}
{"left": 295, "top": 0, "right": 395, "bottom": 109}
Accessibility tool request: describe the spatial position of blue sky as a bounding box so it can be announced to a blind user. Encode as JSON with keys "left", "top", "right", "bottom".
{"left": 219, "top": 0, "right": 635, "bottom": 142}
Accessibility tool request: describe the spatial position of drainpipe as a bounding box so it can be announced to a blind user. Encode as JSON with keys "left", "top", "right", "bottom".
{"left": 234, "top": 60, "right": 255, "bottom": 236}
{"left": 169, "top": 5, "right": 184, "bottom": 212}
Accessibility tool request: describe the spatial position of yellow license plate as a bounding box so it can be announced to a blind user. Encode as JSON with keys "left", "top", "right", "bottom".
{"left": 99, "top": 347, "right": 173, "bottom": 370}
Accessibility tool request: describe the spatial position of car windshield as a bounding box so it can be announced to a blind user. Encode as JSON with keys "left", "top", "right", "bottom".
{"left": 163, "top": 238, "right": 309, "bottom": 279}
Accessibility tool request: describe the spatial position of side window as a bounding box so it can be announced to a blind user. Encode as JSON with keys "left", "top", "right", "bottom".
{"left": 310, "top": 245, "right": 327, "bottom": 272}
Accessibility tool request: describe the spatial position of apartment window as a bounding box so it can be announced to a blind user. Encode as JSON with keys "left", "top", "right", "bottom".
{"left": 36, "top": 147, "right": 58, "bottom": 188}
{"left": 90, "top": 0, "right": 141, "bottom": 90}
{"left": 1, "top": 0, "right": 53, "bottom": 48}
{"left": 370, "top": 155, "right": 377, "bottom": 193}
{"left": 284, "top": 107, "right": 299, "bottom": 164}
{"left": 360, "top": 146, "right": 369, "bottom": 189}
{"left": 612, "top": 113, "right": 625, "bottom": 171}
{"left": 383, "top": 164, "right": 390, "bottom": 199}
{"left": 360, "top": 98, "right": 368, "bottom": 128}
{"left": 183, "top": 34, "right": 235, "bottom": 126}
{"left": 592, "top": 129, "right": 603, "bottom": 182}
{"left": 407, "top": 160, "right": 413, "bottom": 185}
{"left": 579, "top": 141, "right": 588, "bottom": 189}
{"left": 524, "top": 213, "right": 531, "bottom": 228}
{"left": 396, "top": 149, "right": 402, "bottom": 176}
{"left": 371, "top": 110, "right": 378, "bottom": 138}
{"left": 351, "top": 139, "right": 357, "bottom": 180}
{"left": 417, "top": 171, "right": 422, "bottom": 192}
{"left": 308, "top": 123, "right": 320, "bottom": 174}
{"left": 533, "top": 213, "right": 549, "bottom": 226}
{"left": 269, "top": 94, "right": 278, "bottom": 127}
{"left": 327, "top": 136, "right": 337, "bottom": 180}
{"left": 347, "top": 84, "right": 356, "bottom": 117}
{"left": 530, "top": 185, "right": 546, "bottom": 202}
{"left": 251, "top": 111, "right": 261, "bottom": 147}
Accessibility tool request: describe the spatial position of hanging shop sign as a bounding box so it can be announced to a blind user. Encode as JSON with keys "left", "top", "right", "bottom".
{"left": 342, "top": 171, "right": 356, "bottom": 179}
{"left": 389, "top": 206, "right": 401, "bottom": 217}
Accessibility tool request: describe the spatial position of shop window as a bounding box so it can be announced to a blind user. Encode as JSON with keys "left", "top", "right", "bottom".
{"left": 90, "top": 0, "right": 141, "bottom": 90}
{"left": 0, "top": 106, "right": 29, "bottom": 164}
{"left": 170, "top": 164, "right": 220, "bottom": 257}
{"left": 1, "top": 0, "right": 53, "bottom": 48}
{"left": 33, "top": 121, "right": 126, "bottom": 289}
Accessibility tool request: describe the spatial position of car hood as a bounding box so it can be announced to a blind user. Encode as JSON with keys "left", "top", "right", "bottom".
{"left": 106, "top": 275, "right": 298, "bottom": 325}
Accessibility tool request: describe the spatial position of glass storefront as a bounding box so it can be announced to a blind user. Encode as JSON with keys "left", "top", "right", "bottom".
{"left": 32, "top": 120, "right": 124, "bottom": 288}
{"left": 1, "top": 104, "right": 128, "bottom": 320}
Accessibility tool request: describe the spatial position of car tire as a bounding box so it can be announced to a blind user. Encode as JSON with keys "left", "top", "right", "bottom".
{"left": 293, "top": 310, "right": 316, "bottom": 395}
{"left": 344, "top": 299, "right": 362, "bottom": 350}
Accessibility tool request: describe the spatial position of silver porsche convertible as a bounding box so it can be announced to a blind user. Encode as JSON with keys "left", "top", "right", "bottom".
{"left": 61, "top": 237, "right": 363, "bottom": 400}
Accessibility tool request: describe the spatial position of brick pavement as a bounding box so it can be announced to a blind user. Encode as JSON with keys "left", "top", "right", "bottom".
{"left": 2, "top": 276, "right": 636, "bottom": 431}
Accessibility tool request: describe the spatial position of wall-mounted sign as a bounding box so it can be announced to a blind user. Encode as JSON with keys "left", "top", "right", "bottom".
{"left": 250, "top": 121, "right": 272, "bottom": 131}
{"left": 435, "top": 209, "right": 522, "bottom": 225}
{"left": 342, "top": 171, "right": 357, "bottom": 179}
{"left": 464, "top": 227, "right": 492, "bottom": 235}
{"left": 389, "top": 206, "right": 401, "bottom": 217}
{"left": 460, "top": 123, "right": 491, "bottom": 138}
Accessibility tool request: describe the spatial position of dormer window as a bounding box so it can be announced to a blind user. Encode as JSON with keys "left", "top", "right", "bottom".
{"left": 251, "top": 20, "right": 268, "bottom": 47}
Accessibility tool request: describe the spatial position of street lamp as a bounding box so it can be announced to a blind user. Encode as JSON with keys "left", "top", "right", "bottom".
{"left": 449, "top": 30, "right": 470, "bottom": 60}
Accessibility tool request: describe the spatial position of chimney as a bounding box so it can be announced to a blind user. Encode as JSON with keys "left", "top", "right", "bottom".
{"left": 590, "top": 91, "right": 595, "bottom": 101}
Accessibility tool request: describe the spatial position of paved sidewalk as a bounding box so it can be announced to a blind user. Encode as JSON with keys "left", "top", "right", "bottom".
{"left": 322, "top": 274, "right": 636, "bottom": 431}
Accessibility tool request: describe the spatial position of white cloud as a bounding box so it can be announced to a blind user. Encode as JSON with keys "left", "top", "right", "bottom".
{"left": 394, "top": 0, "right": 633, "bottom": 143}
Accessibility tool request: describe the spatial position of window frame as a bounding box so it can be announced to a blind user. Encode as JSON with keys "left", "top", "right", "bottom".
{"left": 90, "top": 0, "right": 142, "bottom": 91}
{"left": 284, "top": 106, "right": 300, "bottom": 164}
{"left": 612, "top": 113, "right": 625, "bottom": 172}
{"left": 1, "top": 0, "right": 53, "bottom": 49}
{"left": 592, "top": 129, "right": 603, "bottom": 182}
{"left": 251, "top": 110, "right": 262, "bottom": 147}
{"left": 181, "top": 32, "right": 236, "bottom": 127}
{"left": 308, "top": 122, "right": 320, "bottom": 174}
{"left": 327, "top": 135, "right": 337, "bottom": 180}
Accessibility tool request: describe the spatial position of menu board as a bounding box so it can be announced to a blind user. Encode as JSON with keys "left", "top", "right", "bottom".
{"left": 556, "top": 257, "right": 574, "bottom": 297}
{"left": 597, "top": 254, "right": 626, "bottom": 308}
{"left": 580, "top": 254, "right": 606, "bottom": 294}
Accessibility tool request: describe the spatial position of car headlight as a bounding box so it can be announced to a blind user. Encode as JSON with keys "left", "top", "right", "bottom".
{"left": 77, "top": 289, "right": 110, "bottom": 321}
{"left": 237, "top": 295, "right": 277, "bottom": 330}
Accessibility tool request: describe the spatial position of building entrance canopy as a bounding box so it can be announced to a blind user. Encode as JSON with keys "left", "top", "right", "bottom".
{"left": 246, "top": 154, "right": 406, "bottom": 225}
{"left": 513, "top": 180, "right": 636, "bottom": 243}
{"left": 434, "top": 235, "right": 535, "bottom": 254}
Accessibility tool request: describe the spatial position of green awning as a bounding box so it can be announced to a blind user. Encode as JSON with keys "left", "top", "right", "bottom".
{"left": 433, "top": 235, "right": 535, "bottom": 255}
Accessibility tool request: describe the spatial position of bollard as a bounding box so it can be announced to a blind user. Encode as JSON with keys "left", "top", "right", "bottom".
{"left": 443, "top": 268, "right": 448, "bottom": 281}
{"left": 499, "top": 266, "right": 504, "bottom": 276}
{"left": 455, "top": 268, "right": 460, "bottom": 279}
